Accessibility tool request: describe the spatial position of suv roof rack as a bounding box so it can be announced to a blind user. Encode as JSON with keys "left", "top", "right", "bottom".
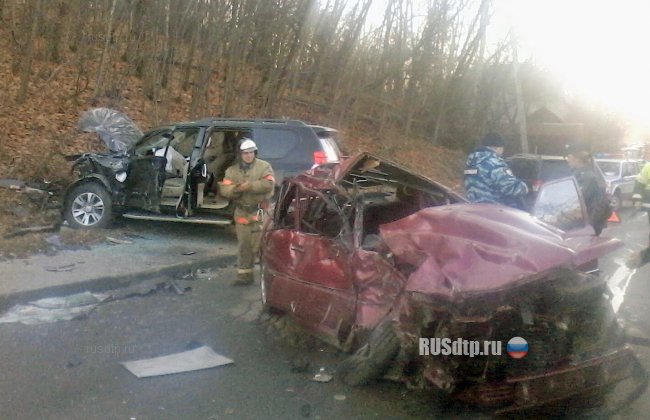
{"left": 192, "top": 117, "right": 306, "bottom": 126}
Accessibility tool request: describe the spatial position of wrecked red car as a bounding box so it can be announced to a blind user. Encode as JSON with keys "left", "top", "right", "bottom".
{"left": 260, "top": 152, "right": 644, "bottom": 413}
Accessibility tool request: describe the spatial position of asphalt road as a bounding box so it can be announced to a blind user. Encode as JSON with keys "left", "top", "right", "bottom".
{"left": 0, "top": 265, "right": 454, "bottom": 420}
{"left": 0, "top": 211, "right": 649, "bottom": 419}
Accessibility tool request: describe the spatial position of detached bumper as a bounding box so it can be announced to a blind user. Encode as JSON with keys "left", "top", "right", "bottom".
{"left": 455, "top": 346, "right": 639, "bottom": 413}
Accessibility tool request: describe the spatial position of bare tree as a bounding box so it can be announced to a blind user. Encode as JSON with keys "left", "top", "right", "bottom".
{"left": 93, "top": 0, "right": 117, "bottom": 98}
{"left": 16, "top": 0, "right": 43, "bottom": 104}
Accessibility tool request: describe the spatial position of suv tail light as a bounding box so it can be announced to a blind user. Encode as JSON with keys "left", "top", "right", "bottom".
{"left": 313, "top": 151, "right": 328, "bottom": 165}
{"left": 315, "top": 138, "right": 341, "bottom": 165}
{"left": 532, "top": 180, "right": 544, "bottom": 192}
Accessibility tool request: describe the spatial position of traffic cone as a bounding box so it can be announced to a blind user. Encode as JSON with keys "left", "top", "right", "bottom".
{"left": 608, "top": 211, "right": 620, "bottom": 223}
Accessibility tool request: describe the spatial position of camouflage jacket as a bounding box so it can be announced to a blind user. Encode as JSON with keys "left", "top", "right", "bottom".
{"left": 219, "top": 158, "right": 275, "bottom": 224}
{"left": 464, "top": 146, "right": 528, "bottom": 209}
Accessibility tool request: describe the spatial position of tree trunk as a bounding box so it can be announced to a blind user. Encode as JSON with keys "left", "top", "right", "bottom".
{"left": 511, "top": 32, "right": 528, "bottom": 153}
{"left": 45, "top": 1, "right": 67, "bottom": 64}
{"left": 93, "top": 0, "right": 118, "bottom": 98}
{"left": 160, "top": 0, "right": 172, "bottom": 89}
{"left": 16, "top": 0, "right": 43, "bottom": 104}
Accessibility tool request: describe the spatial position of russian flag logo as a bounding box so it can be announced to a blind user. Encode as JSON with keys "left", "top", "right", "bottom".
{"left": 507, "top": 337, "right": 528, "bottom": 359}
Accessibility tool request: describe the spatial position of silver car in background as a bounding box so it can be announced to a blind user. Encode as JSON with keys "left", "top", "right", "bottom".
{"left": 595, "top": 158, "right": 645, "bottom": 210}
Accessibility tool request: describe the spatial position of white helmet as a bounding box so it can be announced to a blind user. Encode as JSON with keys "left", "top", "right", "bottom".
{"left": 239, "top": 138, "right": 257, "bottom": 152}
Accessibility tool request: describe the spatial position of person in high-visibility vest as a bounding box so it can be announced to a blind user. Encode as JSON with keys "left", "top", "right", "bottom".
{"left": 219, "top": 138, "right": 275, "bottom": 285}
{"left": 630, "top": 161, "right": 650, "bottom": 267}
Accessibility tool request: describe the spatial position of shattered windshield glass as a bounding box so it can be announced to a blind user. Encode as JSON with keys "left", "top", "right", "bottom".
{"left": 78, "top": 108, "right": 143, "bottom": 153}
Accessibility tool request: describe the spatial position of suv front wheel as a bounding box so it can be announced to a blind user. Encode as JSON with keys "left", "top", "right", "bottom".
{"left": 64, "top": 182, "right": 113, "bottom": 229}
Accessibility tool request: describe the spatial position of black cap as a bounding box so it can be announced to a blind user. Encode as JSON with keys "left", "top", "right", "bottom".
{"left": 480, "top": 132, "right": 505, "bottom": 148}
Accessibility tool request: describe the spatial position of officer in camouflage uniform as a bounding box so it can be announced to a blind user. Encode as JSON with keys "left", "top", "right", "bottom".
{"left": 630, "top": 161, "right": 650, "bottom": 267}
{"left": 464, "top": 132, "right": 529, "bottom": 209}
{"left": 219, "top": 138, "right": 275, "bottom": 286}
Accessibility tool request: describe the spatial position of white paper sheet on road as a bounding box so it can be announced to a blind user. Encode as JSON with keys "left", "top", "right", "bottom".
{"left": 121, "top": 346, "right": 233, "bottom": 378}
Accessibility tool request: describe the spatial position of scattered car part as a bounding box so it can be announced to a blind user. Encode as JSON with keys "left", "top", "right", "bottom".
{"left": 121, "top": 346, "right": 233, "bottom": 378}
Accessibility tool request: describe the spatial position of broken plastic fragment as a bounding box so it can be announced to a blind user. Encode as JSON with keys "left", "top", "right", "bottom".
{"left": 312, "top": 367, "right": 333, "bottom": 382}
{"left": 0, "top": 291, "right": 109, "bottom": 325}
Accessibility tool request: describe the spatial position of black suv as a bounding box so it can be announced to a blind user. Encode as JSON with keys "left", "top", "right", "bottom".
{"left": 508, "top": 154, "right": 574, "bottom": 194}
{"left": 508, "top": 153, "right": 609, "bottom": 210}
{"left": 64, "top": 109, "right": 343, "bottom": 229}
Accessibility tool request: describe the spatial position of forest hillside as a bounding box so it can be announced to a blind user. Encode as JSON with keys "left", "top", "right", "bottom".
{"left": 0, "top": 0, "right": 479, "bottom": 257}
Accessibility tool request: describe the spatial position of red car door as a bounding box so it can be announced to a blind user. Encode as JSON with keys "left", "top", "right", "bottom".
{"left": 264, "top": 184, "right": 356, "bottom": 341}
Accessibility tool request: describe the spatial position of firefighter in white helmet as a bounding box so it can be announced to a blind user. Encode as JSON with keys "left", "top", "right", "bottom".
{"left": 219, "top": 138, "right": 275, "bottom": 285}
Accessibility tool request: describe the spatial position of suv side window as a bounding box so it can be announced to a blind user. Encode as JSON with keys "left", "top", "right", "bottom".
{"left": 253, "top": 128, "right": 299, "bottom": 159}
{"left": 134, "top": 130, "right": 171, "bottom": 156}
{"left": 171, "top": 128, "right": 200, "bottom": 158}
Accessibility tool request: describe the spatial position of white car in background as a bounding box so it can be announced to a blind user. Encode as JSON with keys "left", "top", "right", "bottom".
{"left": 595, "top": 158, "right": 645, "bottom": 210}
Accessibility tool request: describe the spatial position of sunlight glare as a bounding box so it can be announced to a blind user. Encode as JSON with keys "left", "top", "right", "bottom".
{"left": 505, "top": 0, "right": 650, "bottom": 129}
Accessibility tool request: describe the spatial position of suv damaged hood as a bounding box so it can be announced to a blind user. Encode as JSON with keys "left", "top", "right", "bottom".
{"left": 78, "top": 108, "right": 143, "bottom": 153}
{"left": 379, "top": 203, "right": 621, "bottom": 299}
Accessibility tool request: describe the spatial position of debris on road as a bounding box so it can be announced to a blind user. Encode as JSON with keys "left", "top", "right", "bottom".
{"left": 106, "top": 236, "right": 134, "bottom": 245}
{"left": 182, "top": 251, "right": 196, "bottom": 256}
{"left": 168, "top": 280, "right": 188, "bottom": 295}
{"left": 0, "top": 291, "right": 110, "bottom": 325}
{"left": 334, "top": 394, "right": 347, "bottom": 401}
{"left": 4, "top": 224, "right": 59, "bottom": 239}
{"left": 122, "top": 232, "right": 148, "bottom": 240}
{"left": 121, "top": 346, "right": 233, "bottom": 378}
{"left": 191, "top": 268, "right": 214, "bottom": 280}
{"left": 311, "top": 367, "right": 333, "bottom": 383}
{"left": 44, "top": 262, "right": 79, "bottom": 272}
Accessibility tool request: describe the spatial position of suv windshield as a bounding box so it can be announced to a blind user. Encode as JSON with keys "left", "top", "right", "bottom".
{"left": 597, "top": 161, "right": 622, "bottom": 177}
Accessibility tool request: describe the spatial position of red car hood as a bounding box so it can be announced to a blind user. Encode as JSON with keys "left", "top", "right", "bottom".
{"left": 379, "top": 203, "right": 621, "bottom": 299}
